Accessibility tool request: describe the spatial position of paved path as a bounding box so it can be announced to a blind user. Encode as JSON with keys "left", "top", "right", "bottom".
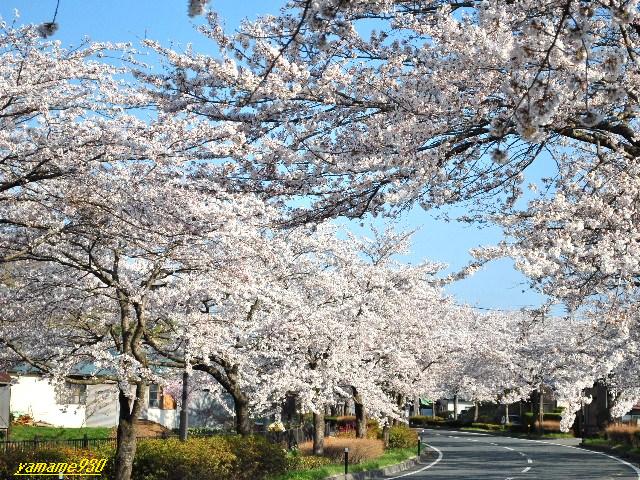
{"left": 383, "top": 429, "right": 640, "bottom": 480}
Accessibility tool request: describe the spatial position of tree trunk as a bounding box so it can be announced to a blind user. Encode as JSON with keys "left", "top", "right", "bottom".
{"left": 474, "top": 402, "right": 479, "bottom": 422}
{"left": 114, "top": 384, "right": 144, "bottom": 480}
{"left": 505, "top": 403, "right": 510, "bottom": 423}
{"left": 453, "top": 394, "right": 459, "bottom": 421}
{"left": 382, "top": 422, "right": 390, "bottom": 448}
{"left": 353, "top": 388, "right": 367, "bottom": 439}
{"left": 179, "top": 371, "right": 189, "bottom": 441}
{"left": 313, "top": 411, "right": 325, "bottom": 455}
{"left": 537, "top": 386, "right": 544, "bottom": 433}
{"left": 233, "top": 392, "right": 252, "bottom": 436}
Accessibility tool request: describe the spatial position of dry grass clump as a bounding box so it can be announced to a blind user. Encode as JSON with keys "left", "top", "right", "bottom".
{"left": 605, "top": 423, "right": 640, "bottom": 446}
{"left": 533, "top": 419, "right": 562, "bottom": 432}
{"left": 299, "top": 437, "right": 385, "bottom": 464}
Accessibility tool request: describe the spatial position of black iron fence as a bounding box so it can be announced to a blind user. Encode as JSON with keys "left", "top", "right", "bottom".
{"left": 0, "top": 428, "right": 308, "bottom": 452}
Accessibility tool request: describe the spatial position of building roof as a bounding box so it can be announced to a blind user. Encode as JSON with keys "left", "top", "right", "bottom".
{"left": 0, "top": 372, "right": 11, "bottom": 384}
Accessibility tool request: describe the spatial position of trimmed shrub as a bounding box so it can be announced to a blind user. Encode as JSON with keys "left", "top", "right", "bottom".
{"left": 133, "top": 435, "right": 287, "bottom": 480}
{"left": 387, "top": 425, "right": 419, "bottom": 449}
{"left": 470, "top": 423, "right": 504, "bottom": 431}
{"left": 299, "top": 437, "right": 384, "bottom": 464}
{"left": 409, "top": 416, "right": 445, "bottom": 427}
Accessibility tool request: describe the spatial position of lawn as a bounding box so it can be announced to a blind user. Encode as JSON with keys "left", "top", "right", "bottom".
{"left": 4, "top": 425, "right": 113, "bottom": 441}
{"left": 270, "top": 448, "right": 416, "bottom": 480}
{"left": 582, "top": 437, "right": 640, "bottom": 460}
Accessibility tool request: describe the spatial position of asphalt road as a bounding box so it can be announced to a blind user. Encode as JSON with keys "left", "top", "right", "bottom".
{"left": 383, "top": 429, "right": 640, "bottom": 480}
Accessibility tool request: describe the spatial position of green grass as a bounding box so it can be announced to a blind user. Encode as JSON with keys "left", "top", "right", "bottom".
{"left": 269, "top": 448, "right": 416, "bottom": 480}
{"left": 582, "top": 437, "right": 640, "bottom": 457}
{"left": 4, "top": 425, "right": 113, "bottom": 441}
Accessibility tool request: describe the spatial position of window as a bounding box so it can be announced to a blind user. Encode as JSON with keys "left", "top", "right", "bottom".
{"left": 149, "top": 384, "right": 161, "bottom": 409}
{"left": 56, "top": 382, "right": 87, "bottom": 405}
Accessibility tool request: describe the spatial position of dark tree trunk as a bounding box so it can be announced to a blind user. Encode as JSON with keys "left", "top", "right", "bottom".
{"left": 504, "top": 403, "right": 510, "bottom": 423}
{"left": 353, "top": 388, "right": 366, "bottom": 439}
{"left": 179, "top": 371, "right": 189, "bottom": 441}
{"left": 233, "top": 392, "right": 252, "bottom": 436}
{"left": 114, "top": 384, "right": 144, "bottom": 480}
{"left": 474, "top": 402, "right": 479, "bottom": 422}
{"left": 313, "top": 411, "right": 325, "bottom": 455}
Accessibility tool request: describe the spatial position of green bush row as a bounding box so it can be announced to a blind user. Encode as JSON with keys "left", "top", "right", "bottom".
{"left": 409, "top": 416, "right": 464, "bottom": 428}
{"left": 0, "top": 435, "right": 287, "bottom": 480}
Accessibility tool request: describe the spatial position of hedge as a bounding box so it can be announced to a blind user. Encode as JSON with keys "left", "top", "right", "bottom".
{"left": 0, "top": 435, "right": 287, "bottom": 480}
{"left": 387, "top": 425, "right": 418, "bottom": 449}
{"left": 409, "top": 416, "right": 463, "bottom": 428}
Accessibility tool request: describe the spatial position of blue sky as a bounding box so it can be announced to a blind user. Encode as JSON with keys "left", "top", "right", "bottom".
{"left": 1, "top": 0, "right": 549, "bottom": 311}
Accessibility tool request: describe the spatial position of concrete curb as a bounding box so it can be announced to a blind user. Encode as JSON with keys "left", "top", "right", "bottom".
{"left": 324, "top": 455, "right": 419, "bottom": 480}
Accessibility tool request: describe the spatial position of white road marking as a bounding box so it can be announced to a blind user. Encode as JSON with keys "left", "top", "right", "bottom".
{"left": 518, "top": 452, "right": 526, "bottom": 457}
{"left": 527, "top": 458, "right": 533, "bottom": 464}
{"left": 503, "top": 446, "right": 515, "bottom": 451}
{"left": 522, "top": 466, "right": 531, "bottom": 473}
{"left": 422, "top": 428, "right": 640, "bottom": 480}
{"left": 386, "top": 443, "right": 444, "bottom": 479}
{"left": 540, "top": 441, "right": 640, "bottom": 480}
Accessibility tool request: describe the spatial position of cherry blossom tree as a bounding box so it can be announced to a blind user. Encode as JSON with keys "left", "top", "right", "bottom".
{"left": 141, "top": 0, "right": 639, "bottom": 223}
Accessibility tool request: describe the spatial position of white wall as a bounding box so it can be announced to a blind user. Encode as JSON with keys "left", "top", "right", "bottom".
{"left": 144, "top": 408, "right": 178, "bottom": 429}
{"left": 85, "top": 384, "right": 119, "bottom": 427}
{"left": 10, "top": 376, "right": 179, "bottom": 430}
{"left": 443, "top": 399, "right": 474, "bottom": 415}
{"left": 10, "top": 376, "right": 86, "bottom": 428}
{"left": 0, "top": 385, "right": 10, "bottom": 429}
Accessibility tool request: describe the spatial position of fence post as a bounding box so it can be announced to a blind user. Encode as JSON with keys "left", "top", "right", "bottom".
{"left": 344, "top": 447, "right": 349, "bottom": 475}
{"left": 83, "top": 433, "right": 88, "bottom": 448}
{"left": 418, "top": 436, "right": 421, "bottom": 456}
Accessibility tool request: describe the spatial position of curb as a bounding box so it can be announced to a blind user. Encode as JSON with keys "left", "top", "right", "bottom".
{"left": 324, "top": 455, "right": 419, "bottom": 480}
{"left": 579, "top": 443, "right": 640, "bottom": 468}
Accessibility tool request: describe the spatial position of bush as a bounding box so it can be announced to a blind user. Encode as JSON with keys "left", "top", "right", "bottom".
{"left": 409, "top": 416, "right": 445, "bottom": 427}
{"left": 470, "top": 423, "right": 504, "bottom": 431}
{"left": 299, "top": 437, "right": 385, "bottom": 464}
{"left": 133, "top": 435, "right": 287, "bottom": 480}
{"left": 605, "top": 424, "right": 640, "bottom": 447}
{"left": 334, "top": 419, "right": 380, "bottom": 440}
{"left": 387, "top": 425, "right": 418, "bottom": 449}
{"left": 288, "top": 454, "right": 333, "bottom": 470}
{"left": 0, "top": 436, "right": 287, "bottom": 480}
{"left": 0, "top": 447, "right": 108, "bottom": 480}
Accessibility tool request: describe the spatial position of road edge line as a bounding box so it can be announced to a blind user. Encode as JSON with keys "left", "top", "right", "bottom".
{"left": 386, "top": 443, "right": 444, "bottom": 479}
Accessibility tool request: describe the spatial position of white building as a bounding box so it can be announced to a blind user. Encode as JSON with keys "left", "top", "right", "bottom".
{"left": 437, "top": 398, "right": 474, "bottom": 417}
{"left": 9, "top": 374, "right": 178, "bottom": 430}
{"left": 0, "top": 373, "right": 10, "bottom": 434}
